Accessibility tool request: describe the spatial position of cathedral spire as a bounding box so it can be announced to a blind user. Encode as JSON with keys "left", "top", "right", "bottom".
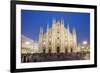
{"left": 39, "top": 27, "right": 43, "bottom": 35}
{"left": 72, "top": 28, "right": 77, "bottom": 42}
{"left": 53, "top": 18, "right": 56, "bottom": 24}
{"left": 67, "top": 24, "right": 70, "bottom": 43}
{"left": 61, "top": 18, "right": 64, "bottom": 24}
{"left": 39, "top": 27, "right": 43, "bottom": 53}
{"left": 67, "top": 24, "right": 70, "bottom": 33}
{"left": 72, "top": 27, "right": 77, "bottom": 48}
{"left": 47, "top": 24, "right": 49, "bottom": 32}
{"left": 46, "top": 24, "right": 49, "bottom": 53}
{"left": 72, "top": 28, "right": 76, "bottom": 35}
{"left": 67, "top": 24, "right": 71, "bottom": 52}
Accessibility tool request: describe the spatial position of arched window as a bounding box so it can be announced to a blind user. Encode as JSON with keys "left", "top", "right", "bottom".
{"left": 48, "top": 48, "right": 51, "bottom": 53}
{"left": 71, "top": 48, "right": 73, "bottom": 53}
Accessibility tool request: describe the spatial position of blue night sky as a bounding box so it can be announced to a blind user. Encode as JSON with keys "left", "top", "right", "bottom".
{"left": 21, "top": 10, "right": 90, "bottom": 44}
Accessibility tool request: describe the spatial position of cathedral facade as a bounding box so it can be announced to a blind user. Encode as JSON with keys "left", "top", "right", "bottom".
{"left": 39, "top": 19, "right": 78, "bottom": 53}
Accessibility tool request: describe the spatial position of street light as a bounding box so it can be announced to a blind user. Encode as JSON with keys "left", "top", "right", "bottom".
{"left": 82, "top": 41, "right": 88, "bottom": 45}
{"left": 25, "top": 41, "right": 30, "bottom": 45}
{"left": 81, "top": 40, "right": 88, "bottom": 53}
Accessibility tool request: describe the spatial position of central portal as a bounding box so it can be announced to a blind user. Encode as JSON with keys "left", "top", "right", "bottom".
{"left": 57, "top": 46, "right": 60, "bottom": 53}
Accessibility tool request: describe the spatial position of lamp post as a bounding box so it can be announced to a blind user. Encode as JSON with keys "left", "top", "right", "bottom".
{"left": 82, "top": 40, "right": 87, "bottom": 47}
{"left": 81, "top": 40, "right": 90, "bottom": 59}
{"left": 80, "top": 40, "right": 88, "bottom": 58}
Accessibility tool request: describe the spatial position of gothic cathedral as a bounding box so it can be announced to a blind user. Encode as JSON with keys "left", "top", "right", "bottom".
{"left": 38, "top": 19, "right": 78, "bottom": 53}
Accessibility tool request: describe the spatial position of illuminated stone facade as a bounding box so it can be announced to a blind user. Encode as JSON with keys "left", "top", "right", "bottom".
{"left": 39, "top": 19, "right": 78, "bottom": 53}
{"left": 21, "top": 35, "right": 38, "bottom": 54}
